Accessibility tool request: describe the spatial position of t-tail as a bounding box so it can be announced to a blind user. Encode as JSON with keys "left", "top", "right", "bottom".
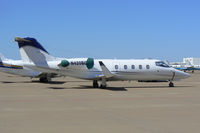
{"left": 15, "top": 37, "right": 55, "bottom": 67}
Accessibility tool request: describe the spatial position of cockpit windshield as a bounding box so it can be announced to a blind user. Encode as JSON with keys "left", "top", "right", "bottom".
{"left": 155, "top": 61, "right": 170, "bottom": 68}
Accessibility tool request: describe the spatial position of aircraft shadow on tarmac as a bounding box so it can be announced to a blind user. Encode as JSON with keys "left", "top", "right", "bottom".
{"left": 48, "top": 84, "right": 193, "bottom": 91}
{"left": 123, "top": 85, "right": 193, "bottom": 89}
{"left": 31, "top": 81, "right": 66, "bottom": 84}
{"left": 0, "top": 80, "right": 192, "bottom": 90}
{"left": 49, "top": 85, "right": 128, "bottom": 91}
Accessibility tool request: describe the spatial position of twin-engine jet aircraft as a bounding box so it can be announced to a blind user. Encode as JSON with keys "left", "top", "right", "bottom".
{"left": 172, "top": 64, "right": 200, "bottom": 73}
{"left": 14, "top": 37, "right": 190, "bottom": 88}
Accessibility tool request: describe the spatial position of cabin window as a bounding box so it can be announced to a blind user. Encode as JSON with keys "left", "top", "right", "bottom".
{"left": 146, "top": 65, "right": 150, "bottom": 69}
{"left": 124, "top": 65, "right": 128, "bottom": 70}
{"left": 131, "top": 65, "right": 135, "bottom": 69}
{"left": 139, "top": 65, "right": 142, "bottom": 69}
{"left": 115, "top": 65, "right": 118, "bottom": 69}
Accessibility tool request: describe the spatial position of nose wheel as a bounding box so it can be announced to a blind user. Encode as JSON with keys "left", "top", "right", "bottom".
{"left": 169, "top": 82, "right": 174, "bottom": 87}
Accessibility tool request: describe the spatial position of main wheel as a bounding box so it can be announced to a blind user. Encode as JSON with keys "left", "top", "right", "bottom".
{"left": 93, "top": 80, "right": 99, "bottom": 88}
{"left": 40, "top": 77, "right": 51, "bottom": 83}
{"left": 100, "top": 84, "right": 107, "bottom": 89}
{"left": 169, "top": 82, "right": 174, "bottom": 87}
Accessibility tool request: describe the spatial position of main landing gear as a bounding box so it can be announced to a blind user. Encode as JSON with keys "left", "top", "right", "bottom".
{"left": 100, "top": 78, "right": 107, "bottom": 89}
{"left": 93, "top": 80, "right": 99, "bottom": 88}
{"left": 192, "top": 70, "right": 194, "bottom": 73}
{"left": 39, "top": 77, "right": 52, "bottom": 83}
{"left": 169, "top": 81, "right": 174, "bottom": 87}
{"left": 93, "top": 79, "right": 107, "bottom": 89}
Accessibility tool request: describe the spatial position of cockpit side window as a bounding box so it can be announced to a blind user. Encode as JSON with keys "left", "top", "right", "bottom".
{"left": 155, "top": 61, "right": 170, "bottom": 68}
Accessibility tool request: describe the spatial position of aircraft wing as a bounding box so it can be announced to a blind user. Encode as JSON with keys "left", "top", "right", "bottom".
{"left": 24, "top": 64, "right": 58, "bottom": 73}
{"left": 99, "top": 61, "right": 115, "bottom": 78}
{"left": 24, "top": 64, "right": 63, "bottom": 77}
{"left": 174, "top": 67, "right": 187, "bottom": 71}
{"left": 187, "top": 67, "right": 200, "bottom": 71}
{"left": 194, "top": 68, "right": 200, "bottom": 70}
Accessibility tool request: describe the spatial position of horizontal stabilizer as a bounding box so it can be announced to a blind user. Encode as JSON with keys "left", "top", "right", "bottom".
{"left": 99, "top": 61, "right": 114, "bottom": 78}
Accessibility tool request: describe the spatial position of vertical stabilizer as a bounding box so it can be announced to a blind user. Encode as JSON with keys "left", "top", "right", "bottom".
{"left": 15, "top": 37, "right": 54, "bottom": 66}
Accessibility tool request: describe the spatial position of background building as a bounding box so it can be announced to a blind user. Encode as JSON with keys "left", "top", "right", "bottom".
{"left": 183, "top": 58, "right": 200, "bottom": 65}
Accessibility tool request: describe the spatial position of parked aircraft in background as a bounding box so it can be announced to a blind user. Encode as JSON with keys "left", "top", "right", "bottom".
{"left": 15, "top": 37, "right": 190, "bottom": 88}
{"left": 0, "top": 53, "right": 57, "bottom": 82}
{"left": 171, "top": 63, "right": 200, "bottom": 73}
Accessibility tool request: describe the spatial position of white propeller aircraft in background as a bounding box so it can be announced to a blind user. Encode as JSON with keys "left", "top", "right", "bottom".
{"left": 0, "top": 53, "right": 58, "bottom": 82}
{"left": 14, "top": 37, "right": 190, "bottom": 88}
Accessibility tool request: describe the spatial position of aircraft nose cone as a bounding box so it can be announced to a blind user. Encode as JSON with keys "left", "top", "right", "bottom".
{"left": 175, "top": 70, "right": 190, "bottom": 79}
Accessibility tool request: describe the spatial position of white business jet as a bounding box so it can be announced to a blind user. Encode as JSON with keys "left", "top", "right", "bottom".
{"left": 15, "top": 37, "right": 190, "bottom": 88}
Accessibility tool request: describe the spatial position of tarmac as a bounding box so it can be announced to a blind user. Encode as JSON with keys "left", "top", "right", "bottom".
{"left": 0, "top": 71, "right": 200, "bottom": 133}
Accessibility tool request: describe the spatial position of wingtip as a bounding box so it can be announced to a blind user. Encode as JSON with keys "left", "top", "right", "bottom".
{"left": 99, "top": 61, "right": 104, "bottom": 66}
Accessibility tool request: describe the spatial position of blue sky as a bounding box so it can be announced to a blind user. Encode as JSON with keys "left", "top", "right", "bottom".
{"left": 0, "top": 0, "right": 200, "bottom": 61}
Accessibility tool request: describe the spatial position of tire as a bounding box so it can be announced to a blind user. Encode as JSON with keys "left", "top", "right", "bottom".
{"left": 40, "top": 77, "right": 49, "bottom": 83}
{"left": 93, "top": 80, "right": 99, "bottom": 88}
{"left": 169, "top": 82, "right": 174, "bottom": 87}
{"left": 100, "top": 84, "right": 107, "bottom": 89}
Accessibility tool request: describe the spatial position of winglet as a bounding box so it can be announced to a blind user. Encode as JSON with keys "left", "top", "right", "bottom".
{"left": 99, "top": 61, "right": 114, "bottom": 78}
{"left": 99, "top": 61, "right": 104, "bottom": 66}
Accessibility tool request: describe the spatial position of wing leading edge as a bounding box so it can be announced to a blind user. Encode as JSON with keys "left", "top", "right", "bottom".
{"left": 99, "top": 61, "right": 114, "bottom": 78}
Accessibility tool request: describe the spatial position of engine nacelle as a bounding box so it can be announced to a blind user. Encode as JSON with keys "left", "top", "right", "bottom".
{"left": 86, "top": 58, "right": 94, "bottom": 69}
{"left": 61, "top": 60, "right": 70, "bottom": 67}
{"left": 60, "top": 58, "right": 94, "bottom": 69}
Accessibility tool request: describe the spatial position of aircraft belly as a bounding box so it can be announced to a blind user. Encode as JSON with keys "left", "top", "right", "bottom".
{"left": 59, "top": 69, "right": 102, "bottom": 79}
{"left": 113, "top": 71, "right": 172, "bottom": 80}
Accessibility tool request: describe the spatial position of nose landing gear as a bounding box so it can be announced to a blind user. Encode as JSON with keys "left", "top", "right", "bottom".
{"left": 169, "top": 71, "right": 175, "bottom": 87}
